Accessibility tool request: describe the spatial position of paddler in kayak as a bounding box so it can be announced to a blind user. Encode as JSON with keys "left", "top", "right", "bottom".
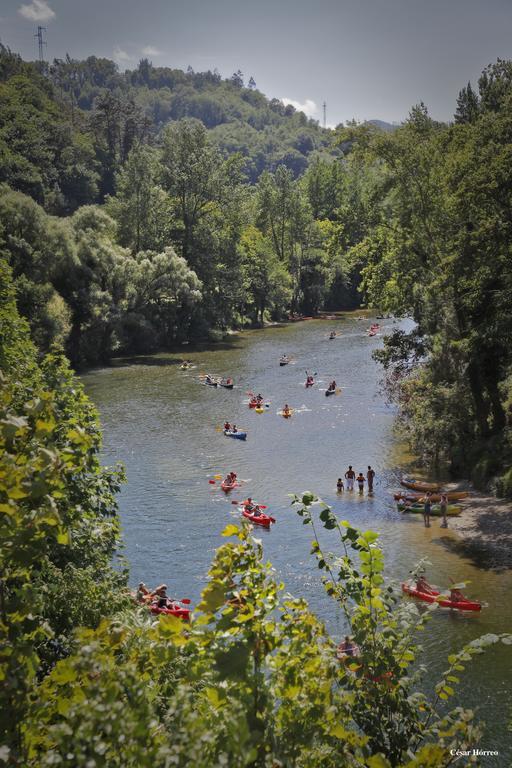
{"left": 282, "top": 404, "right": 292, "bottom": 417}
{"left": 337, "top": 635, "right": 360, "bottom": 660}
{"left": 136, "top": 582, "right": 151, "bottom": 602}
{"left": 224, "top": 421, "right": 231, "bottom": 431}
{"left": 329, "top": 331, "right": 336, "bottom": 339}
{"left": 327, "top": 380, "right": 337, "bottom": 392}
{"left": 243, "top": 497, "right": 262, "bottom": 516}
{"left": 305, "top": 374, "right": 314, "bottom": 387}
{"left": 449, "top": 587, "right": 467, "bottom": 603}
{"left": 415, "top": 575, "right": 435, "bottom": 595}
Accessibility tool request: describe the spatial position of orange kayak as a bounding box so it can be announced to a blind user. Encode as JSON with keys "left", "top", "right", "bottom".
{"left": 400, "top": 479, "right": 443, "bottom": 493}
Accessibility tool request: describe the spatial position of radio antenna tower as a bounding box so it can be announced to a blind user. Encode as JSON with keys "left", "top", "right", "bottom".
{"left": 34, "top": 26, "right": 47, "bottom": 65}
{"left": 322, "top": 101, "right": 327, "bottom": 129}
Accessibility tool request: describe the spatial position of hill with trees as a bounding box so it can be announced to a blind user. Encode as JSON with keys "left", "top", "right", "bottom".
{"left": 1, "top": 43, "right": 512, "bottom": 491}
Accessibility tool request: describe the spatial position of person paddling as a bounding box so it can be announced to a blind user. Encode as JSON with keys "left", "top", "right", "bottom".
{"left": 415, "top": 575, "right": 435, "bottom": 595}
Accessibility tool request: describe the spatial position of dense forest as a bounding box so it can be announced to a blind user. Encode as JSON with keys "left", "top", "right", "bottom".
{"left": 1, "top": 46, "right": 512, "bottom": 485}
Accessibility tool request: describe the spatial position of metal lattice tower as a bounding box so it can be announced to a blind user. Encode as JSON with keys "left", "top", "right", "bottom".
{"left": 323, "top": 101, "right": 327, "bottom": 129}
{"left": 34, "top": 26, "right": 47, "bottom": 65}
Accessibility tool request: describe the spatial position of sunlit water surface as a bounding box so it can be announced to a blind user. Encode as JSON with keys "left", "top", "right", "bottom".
{"left": 83, "top": 316, "right": 511, "bottom": 764}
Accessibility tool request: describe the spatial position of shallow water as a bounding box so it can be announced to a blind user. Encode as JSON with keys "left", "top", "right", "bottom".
{"left": 83, "top": 315, "right": 511, "bottom": 764}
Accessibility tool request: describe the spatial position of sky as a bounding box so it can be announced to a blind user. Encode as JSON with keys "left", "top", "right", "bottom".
{"left": 1, "top": 0, "right": 512, "bottom": 126}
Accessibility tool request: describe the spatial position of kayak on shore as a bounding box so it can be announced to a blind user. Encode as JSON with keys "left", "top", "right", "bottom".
{"left": 394, "top": 490, "right": 470, "bottom": 502}
{"left": 401, "top": 582, "right": 481, "bottom": 612}
{"left": 400, "top": 478, "right": 443, "bottom": 493}
{"left": 224, "top": 429, "right": 247, "bottom": 440}
{"left": 397, "top": 501, "right": 462, "bottom": 516}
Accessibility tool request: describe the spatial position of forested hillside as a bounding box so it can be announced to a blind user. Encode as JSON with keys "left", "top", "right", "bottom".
{"left": 0, "top": 44, "right": 367, "bottom": 369}
{"left": 1, "top": 43, "right": 512, "bottom": 491}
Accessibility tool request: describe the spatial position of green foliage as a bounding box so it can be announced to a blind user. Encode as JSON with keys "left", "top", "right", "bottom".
{"left": 351, "top": 89, "right": 512, "bottom": 484}
{"left": 0, "top": 268, "right": 127, "bottom": 757}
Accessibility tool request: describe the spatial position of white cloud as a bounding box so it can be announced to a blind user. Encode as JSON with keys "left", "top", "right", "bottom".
{"left": 141, "top": 45, "right": 162, "bottom": 57}
{"left": 113, "top": 46, "right": 131, "bottom": 65}
{"left": 281, "top": 98, "right": 317, "bottom": 118}
{"left": 18, "top": 0, "right": 55, "bottom": 22}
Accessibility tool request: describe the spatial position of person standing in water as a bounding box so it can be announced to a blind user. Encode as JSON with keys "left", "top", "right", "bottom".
{"left": 345, "top": 466, "right": 355, "bottom": 491}
{"left": 367, "top": 465, "right": 375, "bottom": 493}
{"left": 423, "top": 492, "right": 432, "bottom": 528}
{"left": 356, "top": 472, "right": 365, "bottom": 493}
{"left": 439, "top": 493, "right": 448, "bottom": 528}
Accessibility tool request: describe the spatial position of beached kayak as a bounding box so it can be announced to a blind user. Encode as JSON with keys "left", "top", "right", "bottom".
{"left": 239, "top": 507, "right": 274, "bottom": 528}
{"left": 397, "top": 502, "right": 462, "bottom": 516}
{"left": 221, "top": 479, "right": 238, "bottom": 492}
{"left": 400, "top": 479, "right": 442, "bottom": 493}
{"left": 150, "top": 604, "right": 191, "bottom": 620}
{"left": 394, "top": 490, "right": 470, "bottom": 502}
{"left": 224, "top": 430, "right": 247, "bottom": 441}
{"left": 401, "top": 582, "right": 481, "bottom": 611}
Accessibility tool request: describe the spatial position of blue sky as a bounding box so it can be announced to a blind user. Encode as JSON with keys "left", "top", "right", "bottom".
{"left": 1, "top": 0, "right": 511, "bottom": 125}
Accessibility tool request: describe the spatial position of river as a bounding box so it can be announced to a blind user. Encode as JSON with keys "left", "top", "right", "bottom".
{"left": 82, "top": 314, "right": 511, "bottom": 765}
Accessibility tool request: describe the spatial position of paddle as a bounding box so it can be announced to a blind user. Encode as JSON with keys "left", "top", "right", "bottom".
{"left": 231, "top": 500, "right": 267, "bottom": 509}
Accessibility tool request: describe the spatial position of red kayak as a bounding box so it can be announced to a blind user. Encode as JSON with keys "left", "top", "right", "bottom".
{"left": 240, "top": 506, "right": 275, "bottom": 528}
{"left": 221, "top": 479, "right": 238, "bottom": 492}
{"left": 150, "top": 604, "right": 191, "bottom": 621}
{"left": 401, "top": 582, "right": 481, "bottom": 612}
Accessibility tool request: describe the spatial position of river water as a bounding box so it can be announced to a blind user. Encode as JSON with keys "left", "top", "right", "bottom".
{"left": 82, "top": 315, "right": 511, "bottom": 764}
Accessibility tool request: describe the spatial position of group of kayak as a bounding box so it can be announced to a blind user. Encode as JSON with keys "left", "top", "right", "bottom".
{"left": 395, "top": 478, "right": 470, "bottom": 522}
{"left": 202, "top": 373, "right": 234, "bottom": 389}
{"left": 218, "top": 473, "right": 275, "bottom": 527}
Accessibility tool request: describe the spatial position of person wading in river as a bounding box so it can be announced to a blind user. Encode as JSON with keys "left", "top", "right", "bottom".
{"left": 439, "top": 493, "right": 448, "bottom": 528}
{"left": 367, "top": 465, "right": 375, "bottom": 493}
{"left": 423, "top": 492, "right": 432, "bottom": 528}
{"left": 345, "top": 466, "right": 355, "bottom": 491}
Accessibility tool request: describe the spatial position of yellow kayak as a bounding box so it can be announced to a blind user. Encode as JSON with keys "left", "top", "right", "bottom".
{"left": 400, "top": 479, "right": 443, "bottom": 493}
